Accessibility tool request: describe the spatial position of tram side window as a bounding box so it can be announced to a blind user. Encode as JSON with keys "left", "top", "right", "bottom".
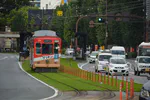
{"left": 42, "top": 44, "right": 53, "bottom": 54}
{"left": 36, "top": 43, "right": 41, "bottom": 54}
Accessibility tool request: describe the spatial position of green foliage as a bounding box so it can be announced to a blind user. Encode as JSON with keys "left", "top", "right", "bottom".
{"left": 8, "top": 6, "right": 38, "bottom": 32}
{"left": 127, "top": 52, "right": 137, "bottom": 58}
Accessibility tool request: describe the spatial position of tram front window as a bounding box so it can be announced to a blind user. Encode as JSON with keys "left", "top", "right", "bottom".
{"left": 42, "top": 44, "right": 52, "bottom": 54}
{"left": 36, "top": 43, "right": 41, "bottom": 54}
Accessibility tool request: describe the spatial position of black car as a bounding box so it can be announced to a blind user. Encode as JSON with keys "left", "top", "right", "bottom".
{"left": 139, "top": 78, "right": 150, "bottom": 100}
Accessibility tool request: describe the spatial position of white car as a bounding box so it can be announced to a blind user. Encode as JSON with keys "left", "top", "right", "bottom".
{"left": 88, "top": 51, "right": 99, "bottom": 63}
{"left": 134, "top": 56, "right": 150, "bottom": 76}
{"left": 65, "top": 48, "right": 74, "bottom": 55}
{"left": 107, "top": 57, "right": 130, "bottom": 76}
{"left": 95, "top": 53, "right": 112, "bottom": 72}
{"left": 110, "top": 46, "right": 126, "bottom": 58}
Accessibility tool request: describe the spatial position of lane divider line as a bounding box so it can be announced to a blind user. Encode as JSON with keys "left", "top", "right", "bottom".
{"left": 17, "top": 62, "right": 59, "bottom": 100}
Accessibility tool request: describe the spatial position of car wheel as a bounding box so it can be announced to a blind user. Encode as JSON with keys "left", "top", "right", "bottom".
{"left": 126, "top": 74, "right": 129, "bottom": 76}
{"left": 134, "top": 68, "right": 137, "bottom": 75}
{"left": 95, "top": 69, "right": 98, "bottom": 72}
{"left": 137, "top": 69, "right": 140, "bottom": 76}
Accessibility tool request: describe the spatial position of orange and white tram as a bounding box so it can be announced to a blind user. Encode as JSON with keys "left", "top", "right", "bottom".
{"left": 29, "top": 30, "right": 62, "bottom": 72}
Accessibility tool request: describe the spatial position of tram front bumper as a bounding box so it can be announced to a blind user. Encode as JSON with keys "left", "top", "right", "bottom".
{"left": 34, "top": 64, "right": 60, "bottom": 68}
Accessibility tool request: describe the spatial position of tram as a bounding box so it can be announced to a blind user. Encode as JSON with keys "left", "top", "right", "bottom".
{"left": 29, "top": 30, "right": 62, "bottom": 72}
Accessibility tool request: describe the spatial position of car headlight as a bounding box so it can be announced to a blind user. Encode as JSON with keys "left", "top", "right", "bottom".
{"left": 141, "top": 88, "right": 150, "bottom": 97}
{"left": 139, "top": 65, "right": 143, "bottom": 68}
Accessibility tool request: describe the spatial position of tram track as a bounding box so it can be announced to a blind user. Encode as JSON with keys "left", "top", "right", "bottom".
{"left": 38, "top": 72, "right": 115, "bottom": 100}
{"left": 56, "top": 72, "right": 116, "bottom": 100}
{"left": 38, "top": 72, "right": 88, "bottom": 100}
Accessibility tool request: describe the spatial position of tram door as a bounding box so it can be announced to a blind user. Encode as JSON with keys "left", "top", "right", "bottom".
{"left": 54, "top": 42, "right": 59, "bottom": 62}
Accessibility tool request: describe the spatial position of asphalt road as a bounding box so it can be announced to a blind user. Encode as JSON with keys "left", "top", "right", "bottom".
{"left": 0, "top": 53, "right": 56, "bottom": 100}
{"left": 79, "top": 58, "right": 149, "bottom": 84}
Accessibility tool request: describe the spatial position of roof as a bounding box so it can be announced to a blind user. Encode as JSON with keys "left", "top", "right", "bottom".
{"left": 139, "top": 42, "right": 150, "bottom": 46}
{"left": 0, "top": 34, "right": 20, "bottom": 38}
{"left": 91, "top": 51, "right": 99, "bottom": 53}
{"left": 111, "top": 46, "right": 125, "bottom": 51}
{"left": 33, "top": 30, "right": 57, "bottom": 37}
{"left": 110, "top": 56, "right": 125, "bottom": 59}
{"left": 98, "top": 53, "right": 112, "bottom": 56}
{"left": 136, "top": 56, "right": 150, "bottom": 58}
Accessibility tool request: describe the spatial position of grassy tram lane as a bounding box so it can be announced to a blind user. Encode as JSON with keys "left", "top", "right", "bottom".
{"left": 22, "top": 58, "right": 143, "bottom": 92}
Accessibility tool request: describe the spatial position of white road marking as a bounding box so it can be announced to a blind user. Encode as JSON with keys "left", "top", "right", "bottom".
{"left": 78, "top": 62, "right": 89, "bottom": 70}
{"left": 0, "top": 56, "right": 8, "bottom": 60}
{"left": 17, "top": 62, "right": 59, "bottom": 100}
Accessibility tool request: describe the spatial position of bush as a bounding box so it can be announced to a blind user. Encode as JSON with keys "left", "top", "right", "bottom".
{"left": 62, "top": 48, "right": 66, "bottom": 54}
{"left": 127, "top": 52, "right": 137, "bottom": 58}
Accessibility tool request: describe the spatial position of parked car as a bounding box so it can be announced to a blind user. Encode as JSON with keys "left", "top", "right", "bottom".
{"left": 88, "top": 51, "right": 99, "bottom": 63}
{"left": 65, "top": 48, "right": 74, "bottom": 55}
{"left": 107, "top": 57, "right": 130, "bottom": 76}
{"left": 95, "top": 53, "right": 112, "bottom": 72}
{"left": 134, "top": 56, "right": 150, "bottom": 76}
{"left": 139, "top": 80, "right": 150, "bottom": 100}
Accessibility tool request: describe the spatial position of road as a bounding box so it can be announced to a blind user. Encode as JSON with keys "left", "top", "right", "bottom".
{"left": 0, "top": 53, "right": 56, "bottom": 100}
{"left": 79, "top": 58, "right": 149, "bottom": 84}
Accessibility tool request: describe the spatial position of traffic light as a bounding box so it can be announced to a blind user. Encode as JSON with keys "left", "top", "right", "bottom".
{"left": 98, "top": 18, "right": 105, "bottom": 23}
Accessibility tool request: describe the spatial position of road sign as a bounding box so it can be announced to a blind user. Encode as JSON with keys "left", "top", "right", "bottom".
{"left": 57, "top": 11, "right": 63, "bottom": 16}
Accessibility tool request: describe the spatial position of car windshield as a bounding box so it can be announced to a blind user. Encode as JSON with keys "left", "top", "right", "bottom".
{"left": 139, "top": 58, "right": 150, "bottom": 63}
{"left": 91, "top": 52, "right": 98, "bottom": 56}
{"left": 111, "top": 50, "right": 125, "bottom": 55}
{"left": 110, "top": 58, "right": 126, "bottom": 64}
{"left": 99, "top": 55, "right": 112, "bottom": 61}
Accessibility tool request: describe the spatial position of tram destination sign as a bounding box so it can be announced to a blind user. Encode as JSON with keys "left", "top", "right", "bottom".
{"left": 44, "top": 40, "right": 52, "bottom": 43}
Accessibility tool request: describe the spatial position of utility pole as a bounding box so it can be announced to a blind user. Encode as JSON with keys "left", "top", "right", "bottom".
{"left": 105, "top": 0, "right": 108, "bottom": 49}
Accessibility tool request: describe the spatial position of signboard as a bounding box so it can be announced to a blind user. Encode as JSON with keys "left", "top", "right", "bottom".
{"left": 57, "top": 11, "right": 63, "bottom": 16}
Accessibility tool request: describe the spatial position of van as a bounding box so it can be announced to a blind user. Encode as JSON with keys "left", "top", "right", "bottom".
{"left": 110, "top": 46, "right": 126, "bottom": 58}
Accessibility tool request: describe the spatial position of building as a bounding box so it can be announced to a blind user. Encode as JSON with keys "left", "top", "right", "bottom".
{"left": 30, "top": 0, "right": 66, "bottom": 9}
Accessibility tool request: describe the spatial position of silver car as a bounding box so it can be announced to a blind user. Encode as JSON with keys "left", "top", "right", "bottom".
{"left": 88, "top": 51, "right": 99, "bottom": 63}
{"left": 65, "top": 48, "right": 74, "bottom": 55}
{"left": 95, "top": 53, "right": 112, "bottom": 72}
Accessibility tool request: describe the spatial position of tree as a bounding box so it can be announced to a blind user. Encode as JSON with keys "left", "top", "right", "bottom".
{"left": 8, "top": 6, "right": 38, "bottom": 32}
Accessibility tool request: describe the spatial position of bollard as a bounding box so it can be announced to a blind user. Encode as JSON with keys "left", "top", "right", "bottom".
{"left": 99, "top": 73, "right": 102, "bottom": 83}
{"left": 133, "top": 79, "right": 134, "bottom": 97}
{"left": 116, "top": 76, "right": 118, "bottom": 87}
{"left": 108, "top": 74, "right": 110, "bottom": 85}
{"left": 130, "top": 78, "right": 133, "bottom": 98}
{"left": 111, "top": 74, "right": 114, "bottom": 86}
{"left": 120, "top": 82, "right": 122, "bottom": 100}
{"left": 126, "top": 78, "right": 128, "bottom": 100}
{"left": 122, "top": 75, "right": 124, "bottom": 88}
{"left": 104, "top": 73, "right": 106, "bottom": 84}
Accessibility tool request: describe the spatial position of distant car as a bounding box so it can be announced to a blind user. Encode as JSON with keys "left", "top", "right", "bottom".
{"left": 88, "top": 51, "right": 99, "bottom": 63}
{"left": 134, "top": 56, "right": 150, "bottom": 76}
{"left": 139, "top": 80, "right": 150, "bottom": 100}
{"left": 65, "top": 48, "right": 74, "bottom": 55}
{"left": 95, "top": 53, "right": 112, "bottom": 72}
{"left": 107, "top": 57, "right": 130, "bottom": 76}
{"left": 110, "top": 46, "right": 126, "bottom": 58}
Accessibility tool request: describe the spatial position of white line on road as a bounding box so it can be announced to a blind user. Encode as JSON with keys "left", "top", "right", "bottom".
{"left": 78, "top": 62, "right": 89, "bottom": 70}
{"left": 17, "top": 62, "right": 59, "bottom": 100}
{"left": 0, "top": 56, "right": 8, "bottom": 60}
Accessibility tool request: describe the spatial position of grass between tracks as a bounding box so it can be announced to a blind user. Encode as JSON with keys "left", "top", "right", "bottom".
{"left": 22, "top": 58, "right": 143, "bottom": 92}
